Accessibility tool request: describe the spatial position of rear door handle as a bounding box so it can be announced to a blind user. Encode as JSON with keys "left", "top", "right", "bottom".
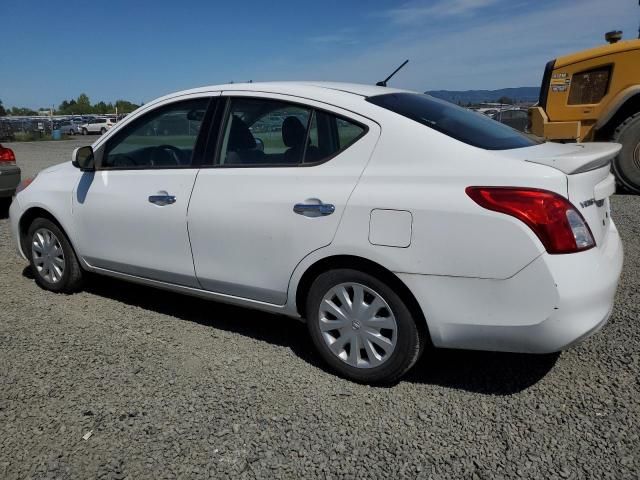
{"left": 293, "top": 202, "right": 335, "bottom": 217}
{"left": 148, "top": 194, "right": 176, "bottom": 206}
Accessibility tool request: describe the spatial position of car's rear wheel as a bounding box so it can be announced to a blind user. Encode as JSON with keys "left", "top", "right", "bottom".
{"left": 306, "top": 269, "right": 424, "bottom": 384}
{"left": 27, "top": 218, "right": 84, "bottom": 293}
{"left": 100, "top": 127, "right": 106, "bottom": 135}
{"left": 82, "top": 128, "right": 88, "bottom": 135}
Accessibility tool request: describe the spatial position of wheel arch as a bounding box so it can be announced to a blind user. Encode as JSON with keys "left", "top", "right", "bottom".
{"left": 18, "top": 207, "right": 78, "bottom": 260}
{"left": 294, "top": 254, "right": 431, "bottom": 342}
{"left": 595, "top": 90, "right": 640, "bottom": 141}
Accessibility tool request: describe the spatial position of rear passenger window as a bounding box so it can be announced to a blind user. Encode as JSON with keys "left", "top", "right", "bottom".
{"left": 219, "top": 98, "right": 311, "bottom": 165}
{"left": 218, "top": 97, "right": 366, "bottom": 167}
{"left": 303, "top": 111, "right": 365, "bottom": 164}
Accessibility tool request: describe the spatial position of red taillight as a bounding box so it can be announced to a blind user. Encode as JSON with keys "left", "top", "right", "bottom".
{"left": 466, "top": 186, "right": 595, "bottom": 254}
{"left": 0, "top": 146, "right": 16, "bottom": 164}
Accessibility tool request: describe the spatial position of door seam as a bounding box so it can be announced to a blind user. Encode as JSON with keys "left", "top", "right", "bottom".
{"left": 186, "top": 168, "right": 204, "bottom": 290}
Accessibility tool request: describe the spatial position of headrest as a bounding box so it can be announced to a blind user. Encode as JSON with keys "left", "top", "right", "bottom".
{"left": 282, "top": 116, "right": 306, "bottom": 148}
{"left": 228, "top": 115, "right": 256, "bottom": 150}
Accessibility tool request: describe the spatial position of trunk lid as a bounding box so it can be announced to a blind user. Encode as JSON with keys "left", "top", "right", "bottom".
{"left": 495, "top": 142, "right": 621, "bottom": 247}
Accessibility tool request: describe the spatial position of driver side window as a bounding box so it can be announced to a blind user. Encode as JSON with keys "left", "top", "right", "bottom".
{"left": 102, "top": 98, "right": 210, "bottom": 169}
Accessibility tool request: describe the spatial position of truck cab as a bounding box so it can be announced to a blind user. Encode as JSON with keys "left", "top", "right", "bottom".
{"left": 530, "top": 36, "right": 640, "bottom": 193}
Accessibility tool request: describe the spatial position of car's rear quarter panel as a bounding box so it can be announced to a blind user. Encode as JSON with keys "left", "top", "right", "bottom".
{"left": 333, "top": 115, "right": 568, "bottom": 280}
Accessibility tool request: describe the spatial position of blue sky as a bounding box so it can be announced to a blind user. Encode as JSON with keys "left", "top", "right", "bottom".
{"left": 2, "top": 0, "right": 639, "bottom": 108}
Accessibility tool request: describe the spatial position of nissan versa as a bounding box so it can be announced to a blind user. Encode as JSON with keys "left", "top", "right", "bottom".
{"left": 9, "top": 82, "right": 623, "bottom": 383}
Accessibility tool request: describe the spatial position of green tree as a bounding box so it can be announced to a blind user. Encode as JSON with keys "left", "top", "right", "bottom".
{"left": 10, "top": 106, "right": 37, "bottom": 116}
{"left": 0, "top": 99, "right": 6, "bottom": 116}
{"left": 58, "top": 100, "right": 73, "bottom": 114}
{"left": 94, "top": 101, "right": 109, "bottom": 114}
{"left": 498, "top": 96, "right": 514, "bottom": 105}
{"left": 115, "top": 99, "right": 140, "bottom": 113}
{"left": 74, "top": 93, "right": 92, "bottom": 114}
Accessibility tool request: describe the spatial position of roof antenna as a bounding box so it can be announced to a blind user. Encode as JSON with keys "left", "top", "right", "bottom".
{"left": 376, "top": 60, "right": 409, "bottom": 87}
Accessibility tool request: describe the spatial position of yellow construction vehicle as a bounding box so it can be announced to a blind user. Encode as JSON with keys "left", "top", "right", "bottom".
{"left": 529, "top": 30, "right": 640, "bottom": 193}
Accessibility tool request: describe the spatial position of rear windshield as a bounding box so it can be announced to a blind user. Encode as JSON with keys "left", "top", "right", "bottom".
{"left": 366, "top": 93, "right": 538, "bottom": 150}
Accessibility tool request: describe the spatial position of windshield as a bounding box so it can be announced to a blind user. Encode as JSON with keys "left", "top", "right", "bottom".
{"left": 366, "top": 93, "right": 538, "bottom": 150}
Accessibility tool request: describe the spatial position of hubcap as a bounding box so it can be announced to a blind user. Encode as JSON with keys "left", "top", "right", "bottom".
{"left": 31, "top": 228, "right": 65, "bottom": 283}
{"left": 318, "top": 283, "right": 398, "bottom": 369}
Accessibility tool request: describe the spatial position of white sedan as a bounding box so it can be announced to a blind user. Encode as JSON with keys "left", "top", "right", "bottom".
{"left": 9, "top": 82, "right": 623, "bottom": 383}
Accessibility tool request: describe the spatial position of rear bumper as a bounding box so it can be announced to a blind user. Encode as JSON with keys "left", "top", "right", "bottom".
{"left": 0, "top": 166, "right": 20, "bottom": 197}
{"left": 398, "top": 220, "right": 623, "bottom": 353}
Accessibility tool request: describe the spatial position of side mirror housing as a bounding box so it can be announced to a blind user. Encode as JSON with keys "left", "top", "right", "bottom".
{"left": 72, "top": 146, "right": 95, "bottom": 171}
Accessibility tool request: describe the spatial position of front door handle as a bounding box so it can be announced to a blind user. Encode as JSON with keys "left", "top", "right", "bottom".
{"left": 148, "top": 194, "right": 176, "bottom": 206}
{"left": 293, "top": 202, "right": 335, "bottom": 217}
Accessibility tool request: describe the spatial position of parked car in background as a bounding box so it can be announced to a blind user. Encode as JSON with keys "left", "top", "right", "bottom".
{"left": 57, "top": 120, "right": 79, "bottom": 135}
{"left": 9, "top": 82, "right": 623, "bottom": 384}
{"left": 72, "top": 118, "right": 85, "bottom": 130}
{"left": 0, "top": 121, "right": 16, "bottom": 142}
{"left": 0, "top": 144, "right": 20, "bottom": 208}
{"left": 479, "top": 108, "right": 499, "bottom": 117}
{"left": 80, "top": 118, "right": 115, "bottom": 135}
{"left": 491, "top": 109, "right": 530, "bottom": 132}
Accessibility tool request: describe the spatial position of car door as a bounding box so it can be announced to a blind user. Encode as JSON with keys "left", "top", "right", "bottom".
{"left": 188, "top": 92, "right": 380, "bottom": 304}
{"left": 72, "top": 94, "right": 218, "bottom": 287}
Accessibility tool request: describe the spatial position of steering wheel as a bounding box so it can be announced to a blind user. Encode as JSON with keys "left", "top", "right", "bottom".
{"left": 150, "top": 144, "right": 183, "bottom": 166}
{"left": 107, "top": 153, "right": 139, "bottom": 167}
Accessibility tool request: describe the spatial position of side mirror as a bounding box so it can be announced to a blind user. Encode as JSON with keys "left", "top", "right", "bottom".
{"left": 72, "top": 146, "right": 95, "bottom": 171}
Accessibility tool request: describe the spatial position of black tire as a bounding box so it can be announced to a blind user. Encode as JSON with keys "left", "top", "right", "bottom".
{"left": 26, "top": 218, "right": 84, "bottom": 293}
{"left": 82, "top": 128, "right": 88, "bottom": 136}
{"left": 612, "top": 112, "right": 640, "bottom": 194}
{"left": 100, "top": 127, "right": 106, "bottom": 135}
{"left": 306, "top": 268, "right": 425, "bottom": 384}
{"left": 0, "top": 197, "right": 11, "bottom": 215}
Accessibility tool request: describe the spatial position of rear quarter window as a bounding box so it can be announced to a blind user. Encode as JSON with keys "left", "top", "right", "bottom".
{"left": 366, "top": 93, "right": 538, "bottom": 150}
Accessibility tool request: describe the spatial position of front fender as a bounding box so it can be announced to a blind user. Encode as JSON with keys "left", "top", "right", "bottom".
{"left": 595, "top": 85, "right": 640, "bottom": 130}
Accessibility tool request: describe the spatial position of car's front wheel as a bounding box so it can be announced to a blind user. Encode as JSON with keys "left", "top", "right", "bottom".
{"left": 27, "top": 218, "right": 84, "bottom": 293}
{"left": 306, "top": 269, "right": 424, "bottom": 384}
{"left": 82, "top": 128, "right": 88, "bottom": 135}
{"left": 100, "top": 127, "right": 107, "bottom": 135}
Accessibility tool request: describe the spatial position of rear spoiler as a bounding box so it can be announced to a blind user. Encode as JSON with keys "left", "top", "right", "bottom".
{"left": 525, "top": 143, "right": 621, "bottom": 174}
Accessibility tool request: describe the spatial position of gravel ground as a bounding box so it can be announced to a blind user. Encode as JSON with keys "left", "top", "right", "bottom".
{"left": 0, "top": 140, "right": 638, "bottom": 479}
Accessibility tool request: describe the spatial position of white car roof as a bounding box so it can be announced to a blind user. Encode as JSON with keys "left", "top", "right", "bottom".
{"left": 149, "top": 81, "right": 415, "bottom": 111}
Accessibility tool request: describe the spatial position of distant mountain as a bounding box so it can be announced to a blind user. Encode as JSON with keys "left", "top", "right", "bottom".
{"left": 426, "top": 87, "right": 540, "bottom": 105}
